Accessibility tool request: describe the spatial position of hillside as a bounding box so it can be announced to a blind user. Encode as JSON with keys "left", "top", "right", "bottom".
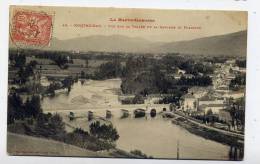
{"left": 7, "top": 132, "right": 142, "bottom": 158}
{"left": 10, "top": 30, "right": 247, "bottom": 57}
{"left": 7, "top": 132, "right": 108, "bottom": 157}
{"left": 156, "top": 30, "right": 247, "bottom": 56}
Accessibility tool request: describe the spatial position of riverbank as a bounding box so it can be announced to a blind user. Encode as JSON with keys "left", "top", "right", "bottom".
{"left": 171, "top": 112, "right": 244, "bottom": 147}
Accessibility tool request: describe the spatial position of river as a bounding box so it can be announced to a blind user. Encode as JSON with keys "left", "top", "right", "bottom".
{"left": 41, "top": 78, "right": 230, "bottom": 160}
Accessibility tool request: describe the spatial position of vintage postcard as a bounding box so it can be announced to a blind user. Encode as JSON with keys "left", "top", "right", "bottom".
{"left": 8, "top": 5, "right": 247, "bottom": 160}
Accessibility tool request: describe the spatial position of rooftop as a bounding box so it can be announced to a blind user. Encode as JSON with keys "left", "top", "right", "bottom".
{"left": 182, "top": 94, "right": 196, "bottom": 99}
{"left": 199, "top": 95, "right": 216, "bottom": 101}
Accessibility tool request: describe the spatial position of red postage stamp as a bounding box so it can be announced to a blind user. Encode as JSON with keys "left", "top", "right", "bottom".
{"left": 10, "top": 10, "right": 53, "bottom": 46}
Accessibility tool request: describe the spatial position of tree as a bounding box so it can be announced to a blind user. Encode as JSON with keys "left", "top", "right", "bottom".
{"left": 53, "top": 54, "right": 69, "bottom": 69}
{"left": 206, "top": 109, "right": 213, "bottom": 116}
{"left": 8, "top": 93, "right": 24, "bottom": 123}
{"left": 229, "top": 98, "right": 245, "bottom": 131}
{"left": 132, "top": 94, "right": 144, "bottom": 104}
{"left": 90, "top": 121, "right": 119, "bottom": 142}
{"left": 62, "top": 76, "right": 74, "bottom": 93}
{"left": 130, "top": 150, "right": 149, "bottom": 158}
{"left": 48, "top": 114, "right": 66, "bottom": 139}
{"left": 229, "top": 74, "right": 246, "bottom": 91}
{"left": 25, "top": 95, "right": 42, "bottom": 118}
{"left": 14, "top": 54, "right": 26, "bottom": 67}
{"left": 236, "top": 59, "right": 246, "bottom": 68}
{"left": 95, "top": 60, "right": 122, "bottom": 79}
{"left": 80, "top": 71, "right": 85, "bottom": 78}
{"left": 17, "top": 67, "right": 27, "bottom": 84}
{"left": 35, "top": 113, "right": 65, "bottom": 140}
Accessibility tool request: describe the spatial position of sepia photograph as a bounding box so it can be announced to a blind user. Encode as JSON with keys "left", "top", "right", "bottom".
{"left": 7, "top": 6, "right": 247, "bottom": 160}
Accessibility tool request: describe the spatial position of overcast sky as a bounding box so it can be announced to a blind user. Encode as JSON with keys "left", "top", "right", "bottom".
{"left": 10, "top": 6, "right": 247, "bottom": 42}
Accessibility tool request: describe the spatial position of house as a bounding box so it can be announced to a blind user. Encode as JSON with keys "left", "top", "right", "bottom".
{"left": 223, "top": 90, "right": 245, "bottom": 99}
{"left": 177, "top": 68, "right": 186, "bottom": 75}
{"left": 226, "top": 59, "right": 236, "bottom": 64}
{"left": 231, "top": 66, "right": 240, "bottom": 72}
{"left": 215, "top": 85, "right": 230, "bottom": 93}
{"left": 183, "top": 74, "right": 194, "bottom": 79}
{"left": 166, "top": 73, "right": 181, "bottom": 80}
{"left": 181, "top": 94, "right": 197, "bottom": 112}
{"left": 198, "top": 95, "right": 225, "bottom": 106}
{"left": 45, "top": 73, "right": 70, "bottom": 80}
{"left": 26, "top": 57, "right": 54, "bottom": 65}
{"left": 188, "top": 87, "right": 210, "bottom": 99}
{"left": 145, "top": 96, "right": 161, "bottom": 104}
{"left": 199, "top": 104, "right": 226, "bottom": 114}
{"left": 226, "top": 74, "right": 236, "bottom": 80}
{"left": 119, "top": 94, "right": 135, "bottom": 101}
{"left": 40, "top": 76, "right": 50, "bottom": 87}
{"left": 239, "top": 67, "right": 246, "bottom": 74}
{"left": 218, "top": 109, "right": 232, "bottom": 123}
{"left": 54, "top": 88, "right": 68, "bottom": 94}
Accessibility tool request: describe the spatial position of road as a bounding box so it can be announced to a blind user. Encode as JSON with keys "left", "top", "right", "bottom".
{"left": 172, "top": 112, "right": 244, "bottom": 139}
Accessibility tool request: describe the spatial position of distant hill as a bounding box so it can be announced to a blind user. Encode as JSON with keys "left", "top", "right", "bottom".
{"left": 49, "top": 35, "right": 161, "bottom": 53}
{"left": 10, "top": 30, "right": 247, "bottom": 57}
{"left": 155, "top": 30, "right": 247, "bottom": 56}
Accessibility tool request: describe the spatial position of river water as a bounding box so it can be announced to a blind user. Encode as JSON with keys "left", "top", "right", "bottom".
{"left": 41, "top": 79, "right": 230, "bottom": 160}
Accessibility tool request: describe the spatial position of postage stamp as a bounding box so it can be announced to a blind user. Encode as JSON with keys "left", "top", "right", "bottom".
{"left": 10, "top": 9, "right": 53, "bottom": 46}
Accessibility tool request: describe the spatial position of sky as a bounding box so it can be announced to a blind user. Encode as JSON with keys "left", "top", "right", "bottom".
{"left": 10, "top": 6, "right": 247, "bottom": 42}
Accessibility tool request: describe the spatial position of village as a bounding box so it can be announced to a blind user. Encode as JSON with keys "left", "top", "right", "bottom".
{"left": 8, "top": 49, "right": 246, "bottom": 133}
{"left": 178, "top": 58, "right": 245, "bottom": 133}
{"left": 7, "top": 49, "right": 246, "bottom": 160}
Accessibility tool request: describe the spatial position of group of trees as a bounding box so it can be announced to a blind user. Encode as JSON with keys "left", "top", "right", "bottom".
{"left": 121, "top": 94, "right": 145, "bottom": 104}
{"left": 34, "top": 113, "right": 66, "bottom": 140}
{"left": 130, "top": 150, "right": 151, "bottom": 158}
{"left": 120, "top": 58, "right": 172, "bottom": 95}
{"left": 65, "top": 128, "right": 115, "bottom": 151}
{"left": 9, "top": 51, "right": 38, "bottom": 84}
{"left": 94, "top": 60, "right": 124, "bottom": 79}
{"left": 177, "top": 75, "right": 212, "bottom": 86}
{"left": 120, "top": 55, "right": 213, "bottom": 96}
{"left": 8, "top": 92, "right": 120, "bottom": 151}
{"left": 61, "top": 76, "right": 74, "bottom": 93}
{"left": 162, "top": 55, "right": 215, "bottom": 75}
{"left": 16, "top": 61, "right": 38, "bottom": 84}
{"left": 236, "top": 59, "right": 246, "bottom": 68}
{"left": 45, "top": 76, "right": 74, "bottom": 95}
{"left": 46, "top": 82, "right": 61, "bottom": 95}
{"left": 8, "top": 94, "right": 42, "bottom": 124}
{"left": 8, "top": 91, "right": 120, "bottom": 151}
{"left": 228, "top": 98, "right": 245, "bottom": 131}
{"left": 53, "top": 54, "right": 70, "bottom": 69}
{"left": 10, "top": 49, "right": 72, "bottom": 69}
{"left": 89, "top": 121, "right": 119, "bottom": 142}
{"left": 229, "top": 74, "right": 246, "bottom": 91}
{"left": 158, "top": 89, "right": 187, "bottom": 105}
{"left": 190, "top": 63, "right": 214, "bottom": 75}
{"left": 9, "top": 53, "right": 26, "bottom": 67}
